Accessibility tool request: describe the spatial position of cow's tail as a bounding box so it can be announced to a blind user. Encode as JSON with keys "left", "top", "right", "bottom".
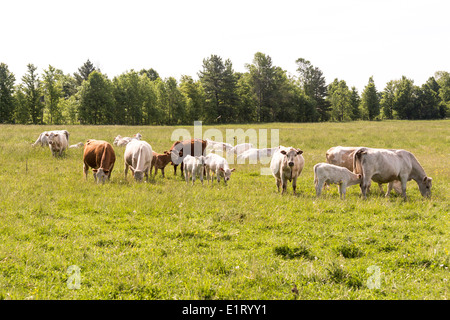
{"left": 313, "top": 164, "right": 318, "bottom": 186}
{"left": 135, "top": 145, "right": 145, "bottom": 172}
{"left": 353, "top": 147, "right": 367, "bottom": 175}
{"left": 100, "top": 144, "right": 109, "bottom": 172}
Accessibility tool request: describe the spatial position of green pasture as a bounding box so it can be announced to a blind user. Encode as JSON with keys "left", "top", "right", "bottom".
{"left": 0, "top": 120, "right": 449, "bottom": 300}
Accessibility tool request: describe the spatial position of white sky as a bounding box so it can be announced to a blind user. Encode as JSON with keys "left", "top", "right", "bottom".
{"left": 2, "top": 0, "right": 449, "bottom": 92}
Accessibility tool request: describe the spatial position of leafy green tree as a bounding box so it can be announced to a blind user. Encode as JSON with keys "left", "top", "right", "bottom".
{"left": 113, "top": 70, "right": 144, "bottom": 125}
{"left": 42, "top": 65, "right": 64, "bottom": 124}
{"left": 349, "top": 87, "right": 361, "bottom": 120}
{"left": 392, "top": 76, "right": 417, "bottom": 120}
{"left": 165, "top": 77, "right": 186, "bottom": 124}
{"left": 77, "top": 71, "right": 115, "bottom": 124}
{"left": 416, "top": 77, "right": 442, "bottom": 119}
{"left": 13, "top": 85, "right": 30, "bottom": 124}
{"left": 139, "top": 68, "right": 160, "bottom": 81}
{"left": 180, "top": 75, "right": 206, "bottom": 123}
{"left": 435, "top": 71, "right": 450, "bottom": 117}
{"left": 22, "top": 63, "right": 44, "bottom": 124}
{"left": 296, "top": 58, "right": 329, "bottom": 121}
{"left": 361, "top": 76, "right": 380, "bottom": 120}
{"left": 140, "top": 74, "right": 159, "bottom": 125}
{"left": 380, "top": 80, "right": 397, "bottom": 119}
{"left": 235, "top": 72, "right": 257, "bottom": 123}
{"left": 198, "top": 55, "right": 238, "bottom": 123}
{"left": 0, "top": 63, "right": 16, "bottom": 123}
{"left": 74, "top": 59, "right": 97, "bottom": 86}
{"left": 327, "top": 79, "right": 352, "bottom": 121}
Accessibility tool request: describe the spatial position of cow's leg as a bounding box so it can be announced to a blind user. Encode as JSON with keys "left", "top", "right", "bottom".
{"left": 339, "top": 183, "right": 347, "bottom": 200}
{"left": 83, "top": 163, "right": 89, "bottom": 180}
{"left": 292, "top": 176, "right": 298, "bottom": 195}
{"left": 385, "top": 181, "right": 394, "bottom": 197}
{"left": 378, "top": 183, "right": 384, "bottom": 195}
{"left": 173, "top": 164, "right": 177, "bottom": 175}
{"left": 276, "top": 178, "right": 281, "bottom": 192}
{"left": 124, "top": 163, "right": 129, "bottom": 179}
{"left": 281, "top": 176, "right": 287, "bottom": 195}
{"left": 216, "top": 169, "right": 221, "bottom": 184}
{"left": 361, "top": 176, "right": 370, "bottom": 199}
{"left": 315, "top": 178, "right": 323, "bottom": 197}
{"left": 192, "top": 171, "right": 196, "bottom": 185}
{"left": 400, "top": 176, "right": 408, "bottom": 201}
{"left": 161, "top": 168, "right": 164, "bottom": 178}
{"left": 184, "top": 166, "right": 189, "bottom": 184}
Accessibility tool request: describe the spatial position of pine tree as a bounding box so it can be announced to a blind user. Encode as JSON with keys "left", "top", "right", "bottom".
{"left": 22, "top": 64, "right": 44, "bottom": 124}
{"left": 361, "top": 76, "right": 380, "bottom": 120}
{"left": 0, "top": 63, "right": 16, "bottom": 123}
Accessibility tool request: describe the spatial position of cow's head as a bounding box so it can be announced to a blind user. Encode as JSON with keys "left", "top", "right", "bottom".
{"left": 133, "top": 133, "right": 142, "bottom": 140}
{"left": 280, "top": 148, "right": 303, "bottom": 167}
{"left": 418, "top": 176, "right": 432, "bottom": 197}
{"left": 133, "top": 170, "right": 145, "bottom": 182}
{"left": 219, "top": 167, "right": 236, "bottom": 182}
{"left": 46, "top": 133, "right": 59, "bottom": 146}
{"left": 113, "top": 135, "right": 122, "bottom": 146}
{"left": 95, "top": 168, "right": 109, "bottom": 184}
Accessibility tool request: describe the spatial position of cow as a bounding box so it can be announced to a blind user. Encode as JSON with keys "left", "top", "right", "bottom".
{"left": 205, "top": 139, "right": 234, "bottom": 155}
{"left": 228, "top": 143, "right": 254, "bottom": 156}
{"left": 313, "top": 162, "right": 362, "bottom": 199}
{"left": 32, "top": 130, "right": 69, "bottom": 147}
{"left": 326, "top": 145, "right": 402, "bottom": 194}
{"left": 205, "top": 153, "right": 236, "bottom": 185}
{"left": 83, "top": 139, "right": 116, "bottom": 184}
{"left": 113, "top": 133, "right": 142, "bottom": 146}
{"left": 353, "top": 147, "right": 432, "bottom": 200}
{"left": 270, "top": 146, "right": 304, "bottom": 195}
{"left": 150, "top": 151, "right": 172, "bottom": 178}
{"left": 69, "top": 142, "right": 84, "bottom": 149}
{"left": 183, "top": 155, "right": 206, "bottom": 185}
{"left": 236, "top": 147, "right": 279, "bottom": 163}
{"left": 169, "top": 138, "right": 207, "bottom": 176}
{"left": 47, "top": 131, "right": 69, "bottom": 157}
{"left": 124, "top": 140, "right": 153, "bottom": 182}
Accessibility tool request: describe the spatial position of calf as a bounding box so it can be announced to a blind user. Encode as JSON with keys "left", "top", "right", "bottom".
{"left": 314, "top": 162, "right": 361, "bottom": 199}
{"left": 83, "top": 139, "right": 116, "bottom": 184}
{"left": 150, "top": 151, "right": 172, "bottom": 178}
{"left": 69, "top": 142, "right": 84, "bottom": 149}
{"left": 169, "top": 138, "right": 207, "bottom": 176}
{"left": 47, "top": 131, "right": 69, "bottom": 157}
{"left": 270, "top": 146, "right": 304, "bottom": 195}
{"left": 124, "top": 140, "right": 153, "bottom": 182}
{"left": 353, "top": 147, "right": 432, "bottom": 200}
{"left": 205, "top": 153, "right": 236, "bottom": 185}
{"left": 183, "top": 155, "right": 206, "bottom": 185}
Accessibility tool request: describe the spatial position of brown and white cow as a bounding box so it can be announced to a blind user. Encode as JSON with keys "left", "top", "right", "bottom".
{"left": 124, "top": 140, "right": 153, "bottom": 182}
{"left": 150, "top": 151, "right": 172, "bottom": 178}
{"left": 83, "top": 139, "right": 116, "bottom": 184}
{"left": 169, "top": 138, "right": 207, "bottom": 176}
{"left": 270, "top": 146, "right": 305, "bottom": 195}
{"left": 353, "top": 147, "right": 432, "bottom": 200}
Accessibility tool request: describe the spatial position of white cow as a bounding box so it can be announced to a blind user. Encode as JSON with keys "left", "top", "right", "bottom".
{"left": 228, "top": 143, "right": 254, "bottom": 156}
{"left": 270, "top": 146, "right": 304, "bottom": 195}
{"left": 205, "top": 139, "right": 234, "bottom": 155}
{"left": 69, "top": 142, "right": 84, "bottom": 149}
{"left": 236, "top": 147, "right": 279, "bottom": 163}
{"left": 353, "top": 147, "right": 432, "bottom": 200}
{"left": 32, "top": 130, "right": 69, "bottom": 147}
{"left": 113, "top": 133, "right": 142, "bottom": 146}
{"left": 46, "top": 131, "right": 69, "bottom": 157}
{"left": 183, "top": 155, "right": 206, "bottom": 185}
{"left": 124, "top": 140, "right": 153, "bottom": 182}
{"left": 314, "top": 162, "right": 362, "bottom": 199}
{"left": 205, "top": 153, "right": 236, "bottom": 185}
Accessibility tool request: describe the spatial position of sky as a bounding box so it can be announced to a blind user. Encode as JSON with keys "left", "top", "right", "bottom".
{"left": 2, "top": 0, "right": 450, "bottom": 92}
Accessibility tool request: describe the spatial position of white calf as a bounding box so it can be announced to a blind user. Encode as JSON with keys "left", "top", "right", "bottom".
{"left": 205, "top": 153, "right": 236, "bottom": 185}
{"left": 183, "top": 155, "right": 206, "bottom": 185}
{"left": 314, "top": 162, "right": 361, "bottom": 199}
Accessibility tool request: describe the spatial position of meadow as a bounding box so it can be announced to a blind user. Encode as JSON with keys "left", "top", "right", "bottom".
{"left": 0, "top": 120, "right": 449, "bottom": 300}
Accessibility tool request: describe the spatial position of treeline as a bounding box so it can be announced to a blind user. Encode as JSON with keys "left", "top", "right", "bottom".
{"left": 0, "top": 53, "right": 449, "bottom": 125}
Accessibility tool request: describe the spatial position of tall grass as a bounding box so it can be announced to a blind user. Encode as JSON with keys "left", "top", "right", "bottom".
{"left": 0, "top": 120, "right": 449, "bottom": 299}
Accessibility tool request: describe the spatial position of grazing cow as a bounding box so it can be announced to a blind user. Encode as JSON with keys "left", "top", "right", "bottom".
{"left": 47, "top": 131, "right": 69, "bottom": 157}
{"left": 69, "top": 142, "right": 84, "bottom": 149}
{"left": 83, "top": 139, "right": 116, "bottom": 184}
{"left": 270, "top": 146, "right": 304, "bottom": 195}
{"left": 113, "top": 133, "right": 142, "bottom": 146}
{"left": 150, "top": 151, "right": 172, "bottom": 178}
{"left": 228, "top": 143, "right": 254, "bottom": 156}
{"left": 32, "top": 130, "right": 69, "bottom": 147}
{"left": 205, "top": 153, "right": 236, "bottom": 185}
{"left": 236, "top": 147, "right": 279, "bottom": 163}
{"left": 326, "top": 145, "right": 402, "bottom": 194}
{"left": 169, "top": 138, "right": 207, "bottom": 176}
{"left": 353, "top": 147, "right": 432, "bottom": 200}
{"left": 124, "top": 140, "right": 153, "bottom": 182}
{"left": 313, "top": 162, "right": 362, "bottom": 199}
{"left": 205, "top": 139, "right": 234, "bottom": 155}
{"left": 183, "top": 155, "right": 206, "bottom": 185}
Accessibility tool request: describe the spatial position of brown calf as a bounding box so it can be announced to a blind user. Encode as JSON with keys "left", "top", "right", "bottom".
{"left": 151, "top": 151, "right": 172, "bottom": 177}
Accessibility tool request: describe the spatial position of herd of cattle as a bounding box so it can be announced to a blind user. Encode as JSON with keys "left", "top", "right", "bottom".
{"left": 31, "top": 130, "right": 433, "bottom": 201}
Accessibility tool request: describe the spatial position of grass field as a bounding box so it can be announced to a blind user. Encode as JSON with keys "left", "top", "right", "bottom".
{"left": 0, "top": 120, "right": 449, "bottom": 300}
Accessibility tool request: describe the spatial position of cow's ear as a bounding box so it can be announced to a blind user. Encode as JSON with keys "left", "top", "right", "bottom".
{"left": 55, "top": 134, "right": 59, "bottom": 136}
{"left": 45, "top": 133, "right": 49, "bottom": 136}
{"left": 296, "top": 149, "right": 303, "bottom": 155}
{"left": 231, "top": 168, "right": 236, "bottom": 172}
{"left": 280, "top": 150, "right": 287, "bottom": 155}
{"left": 220, "top": 168, "right": 224, "bottom": 172}
{"left": 357, "top": 174, "right": 362, "bottom": 179}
